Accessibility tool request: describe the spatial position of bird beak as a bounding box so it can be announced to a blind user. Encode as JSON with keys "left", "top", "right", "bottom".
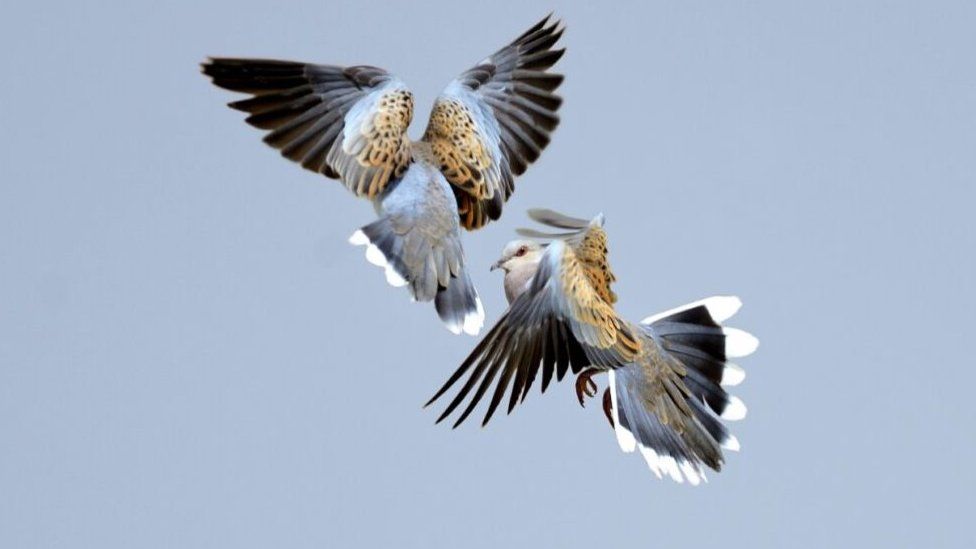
{"left": 490, "top": 259, "right": 503, "bottom": 272}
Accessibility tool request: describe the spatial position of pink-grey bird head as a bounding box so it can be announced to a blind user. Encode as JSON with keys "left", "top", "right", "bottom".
{"left": 491, "top": 239, "right": 547, "bottom": 304}
{"left": 490, "top": 240, "right": 546, "bottom": 273}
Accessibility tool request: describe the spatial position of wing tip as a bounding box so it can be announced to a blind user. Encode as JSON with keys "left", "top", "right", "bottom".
{"left": 525, "top": 208, "right": 590, "bottom": 228}
{"left": 540, "top": 12, "right": 566, "bottom": 34}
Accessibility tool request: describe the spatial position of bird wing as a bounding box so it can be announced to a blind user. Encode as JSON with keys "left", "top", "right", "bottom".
{"left": 202, "top": 59, "right": 413, "bottom": 199}
{"left": 516, "top": 208, "right": 619, "bottom": 305}
{"left": 421, "top": 15, "right": 565, "bottom": 230}
{"left": 426, "top": 218, "right": 641, "bottom": 428}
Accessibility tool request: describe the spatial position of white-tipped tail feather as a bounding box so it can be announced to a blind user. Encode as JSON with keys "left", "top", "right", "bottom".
{"left": 638, "top": 446, "right": 663, "bottom": 479}
{"left": 348, "top": 230, "right": 407, "bottom": 288}
{"left": 681, "top": 461, "right": 706, "bottom": 485}
{"left": 610, "top": 370, "right": 707, "bottom": 485}
{"left": 444, "top": 296, "right": 485, "bottom": 336}
{"left": 722, "top": 434, "right": 741, "bottom": 452}
{"left": 640, "top": 295, "right": 742, "bottom": 326}
{"left": 462, "top": 297, "right": 485, "bottom": 336}
{"left": 435, "top": 271, "right": 484, "bottom": 337}
{"left": 608, "top": 371, "right": 637, "bottom": 453}
{"left": 720, "top": 395, "right": 748, "bottom": 421}
{"left": 636, "top": 442, "right": 706, "bottom": 486}
{"left": 348, "top": 229, "right": 368, "bottom": 246}
{"left": 722, "top": 363, "right": 746, "bottom": 386}
{"left": 723, "top": 328, "right": 759, "bottom": 358}
{"left": 638, "top": 446, "right": 706, "bottom": 485}
{"left": 659, "top": 456, "right": 683, "bottom": 484}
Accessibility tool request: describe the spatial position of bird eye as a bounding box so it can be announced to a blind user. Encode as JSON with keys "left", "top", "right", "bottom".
{"left": 515, "top": 247, "right": 527, "bottom": 257}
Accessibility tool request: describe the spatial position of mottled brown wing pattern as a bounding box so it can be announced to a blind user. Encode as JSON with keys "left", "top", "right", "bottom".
{"left": 423, "top": 16, "right": 565, "bottom": 230}
{"left": 559, "top": 246, "right": 631, "bottom": 351}
{"left": 424, "top": 99, "right": 494, "bottom": 196}
{"left": 518, "top": 209, "right": 620, "bottom": 305}
{"left": 572, "top": 224, "right": 618, "bottom": 305}
{"left": 202, "top": 59, "right": 413, "bottom": 199}
{"left": 423, "top": 98, "right": 499, "bottom": 229}
{"left": 330, "top": 86, "right": 414, "bottom": 198}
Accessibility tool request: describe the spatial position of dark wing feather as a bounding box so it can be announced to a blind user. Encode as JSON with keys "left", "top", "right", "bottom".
{"left": 422, "top": 16, "right": 565, "bottom": 230}
{"left": 202, "top": 58, "right": 413, "bottom": 199}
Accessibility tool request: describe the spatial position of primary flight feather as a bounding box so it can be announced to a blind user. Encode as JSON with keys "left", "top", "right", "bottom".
{"left": 201, "top": 15, "right": 565, "bottom": 335}
{"left": 426, "top": 209, "right": 758, "bottom": 484}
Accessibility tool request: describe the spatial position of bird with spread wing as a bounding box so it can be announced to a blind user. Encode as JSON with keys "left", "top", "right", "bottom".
{"left": 426, "top": 210, "right": 758, "bottom": 484}
{"left": 201, "top": 16, "right": 564, "bottom": 335}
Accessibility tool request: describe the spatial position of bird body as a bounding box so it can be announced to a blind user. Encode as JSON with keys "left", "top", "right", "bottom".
{"left": 350, "top": 155, "right": 487, "bottom": 334}
{"left": 427, "top": 209, "right": 758, "bottom": 484}
{"left": 201, "top": 16, "right": 565, "bottom": 335}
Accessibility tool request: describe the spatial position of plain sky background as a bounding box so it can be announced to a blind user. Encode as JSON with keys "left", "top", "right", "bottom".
{"left": 2, "top": 1, "right": 974, "bottom": 547}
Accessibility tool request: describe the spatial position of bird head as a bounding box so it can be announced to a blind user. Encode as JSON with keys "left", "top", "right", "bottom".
{"left": 490, "top": 240, "right": 545, "bottom": 273}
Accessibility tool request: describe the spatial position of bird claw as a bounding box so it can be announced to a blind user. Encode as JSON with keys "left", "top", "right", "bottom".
{"left": 574, "top": 370, "right": 599, "bottom": 407}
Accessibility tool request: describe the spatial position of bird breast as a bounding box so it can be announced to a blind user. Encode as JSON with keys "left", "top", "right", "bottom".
{"left": 504, "top": 261, "right": 540, "bottom": 304}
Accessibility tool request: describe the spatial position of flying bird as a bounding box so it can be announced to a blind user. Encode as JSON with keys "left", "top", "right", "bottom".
{"left": 201, "top": 16, "right": 565, "bottom": 335}
{"left": 425, "top": 210, "right": 758, "bottom": 484}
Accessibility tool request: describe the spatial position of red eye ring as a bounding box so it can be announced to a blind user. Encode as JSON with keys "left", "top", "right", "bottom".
{"left": 515, "top": 247, "right": 527, "bottom": 257}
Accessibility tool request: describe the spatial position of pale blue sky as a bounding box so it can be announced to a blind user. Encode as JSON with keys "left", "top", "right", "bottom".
{"left": 2, "top": 1, "right": 974, "bottom": 547}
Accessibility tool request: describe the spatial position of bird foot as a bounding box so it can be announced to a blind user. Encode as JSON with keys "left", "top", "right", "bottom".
{"left": 575, "top": 370, "right": 599, "bottom": 407}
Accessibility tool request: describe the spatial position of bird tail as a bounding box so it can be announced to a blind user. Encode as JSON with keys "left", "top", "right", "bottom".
{"left": 434, "top": 265, "right": 484, "bottom": 337}
{"left": 348, "top": 215, "right": 484, "bottom": 335}
{"left": 608, "top": 296, "right": 757, "bottom": 484}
